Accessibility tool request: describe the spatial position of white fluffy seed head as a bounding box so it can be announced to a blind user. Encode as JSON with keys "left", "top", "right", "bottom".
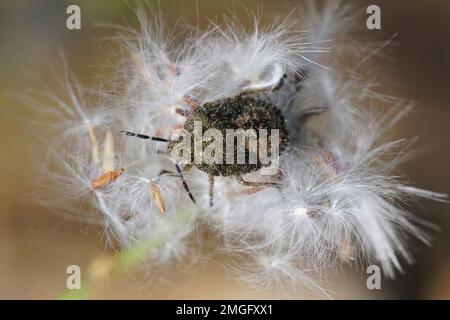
{"left": 27, "top": 2, "right": 446, "bottom": 295}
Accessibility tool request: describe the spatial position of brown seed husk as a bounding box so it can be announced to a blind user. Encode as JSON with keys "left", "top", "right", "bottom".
{"left": 91, "top": 168, "right": 124, "bottom": 189}
{"left": 226, "top": 187, "right": 264, "bottom": 199}
{"left": 149, "top": 181, "right": 165, "bottom": 213}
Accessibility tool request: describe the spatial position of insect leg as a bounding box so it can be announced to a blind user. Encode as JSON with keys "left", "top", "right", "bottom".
{"left": 271, "top": 73, "right": 288, "bottom": 92}
{"left": 155, "top": 169, "right": 177, "bottom": 177}
{"left": 208, "top": 175, "right": 214, "bottom": 207}
{"left": 175, "top": 163, "right": 196, "bottom": 204}
{"left": 291, "top": 70, "right": 307, "bottom": 92}
{"left": 122, "top": 131, "right": 170, "bottom": 142}
{"left": 236, "top": 174, "right": 281, "bottom": 187}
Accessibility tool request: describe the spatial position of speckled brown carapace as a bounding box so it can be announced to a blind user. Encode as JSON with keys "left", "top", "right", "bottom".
{"left": 170, "top": 96, "right": 289, "bottom": 176}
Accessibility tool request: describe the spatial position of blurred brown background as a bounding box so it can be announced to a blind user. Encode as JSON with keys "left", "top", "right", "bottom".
{"left": 0, "top": 0, "right": 449, "bottom": 299}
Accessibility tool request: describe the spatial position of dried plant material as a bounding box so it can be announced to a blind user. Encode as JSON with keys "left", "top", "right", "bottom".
{"left": 183, "top": 97, "right": 200, "bottom": 109}
{"left": 175, "top": 107, "right": 191, "bottom": 117}
{"left": 313, "top": 147, "right": 339, "bottom": 177}
{"left": 102, "top": 131, "right": 115, "bottom": 173}
{"left": 87, "top": 127, "right": 99, "bottom": 163}
{"left": 166, "top": 64, "right": 179, "bottom": 85}
{"left": 130, "top": 51, "right": 153, "bottom": 88}
{"left": 149, "top": 181, "right": 165, "bottom": 213}
{"left": 35, "top": 3, "right": 447, "bottom": 297}
{"left": 227, "top": 187, "right": 264, "bottom": 199}
{"left": 338, "top": 234, "right": 355, "bottom": 265}
{"left": 91, "top": 168, "right": 124, "bottom": 189}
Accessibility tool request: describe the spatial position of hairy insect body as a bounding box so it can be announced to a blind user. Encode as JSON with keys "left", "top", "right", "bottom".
{"left": 170, "top": 96, "right": 289, "bottom": 176}
{"left": 125, "top": 89, "right": 290, "bottom": 206}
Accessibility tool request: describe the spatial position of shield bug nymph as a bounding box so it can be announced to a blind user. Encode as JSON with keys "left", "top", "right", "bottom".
{"left": 123, "top": 76, "right": 290, "bottom": 207}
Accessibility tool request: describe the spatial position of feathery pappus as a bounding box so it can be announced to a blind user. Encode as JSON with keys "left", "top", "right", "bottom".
{"left": 29, "top": 1, "right": 447, "bottom": 296}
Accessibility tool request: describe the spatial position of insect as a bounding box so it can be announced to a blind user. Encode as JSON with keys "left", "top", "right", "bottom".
{"left": 123, "top": 73, "right": 295, "bottom": 207}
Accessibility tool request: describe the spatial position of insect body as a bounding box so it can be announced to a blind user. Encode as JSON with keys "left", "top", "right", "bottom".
{"left": 170, "top": 96, "right": 289, "bottom": 176}
{"left": 123, "top": 79, "right": 291, "bottom": 207}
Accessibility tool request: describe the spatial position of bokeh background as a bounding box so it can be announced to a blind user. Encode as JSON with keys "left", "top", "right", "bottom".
{"left": 0, "top": 0, "right": 449, "bottom": 299}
